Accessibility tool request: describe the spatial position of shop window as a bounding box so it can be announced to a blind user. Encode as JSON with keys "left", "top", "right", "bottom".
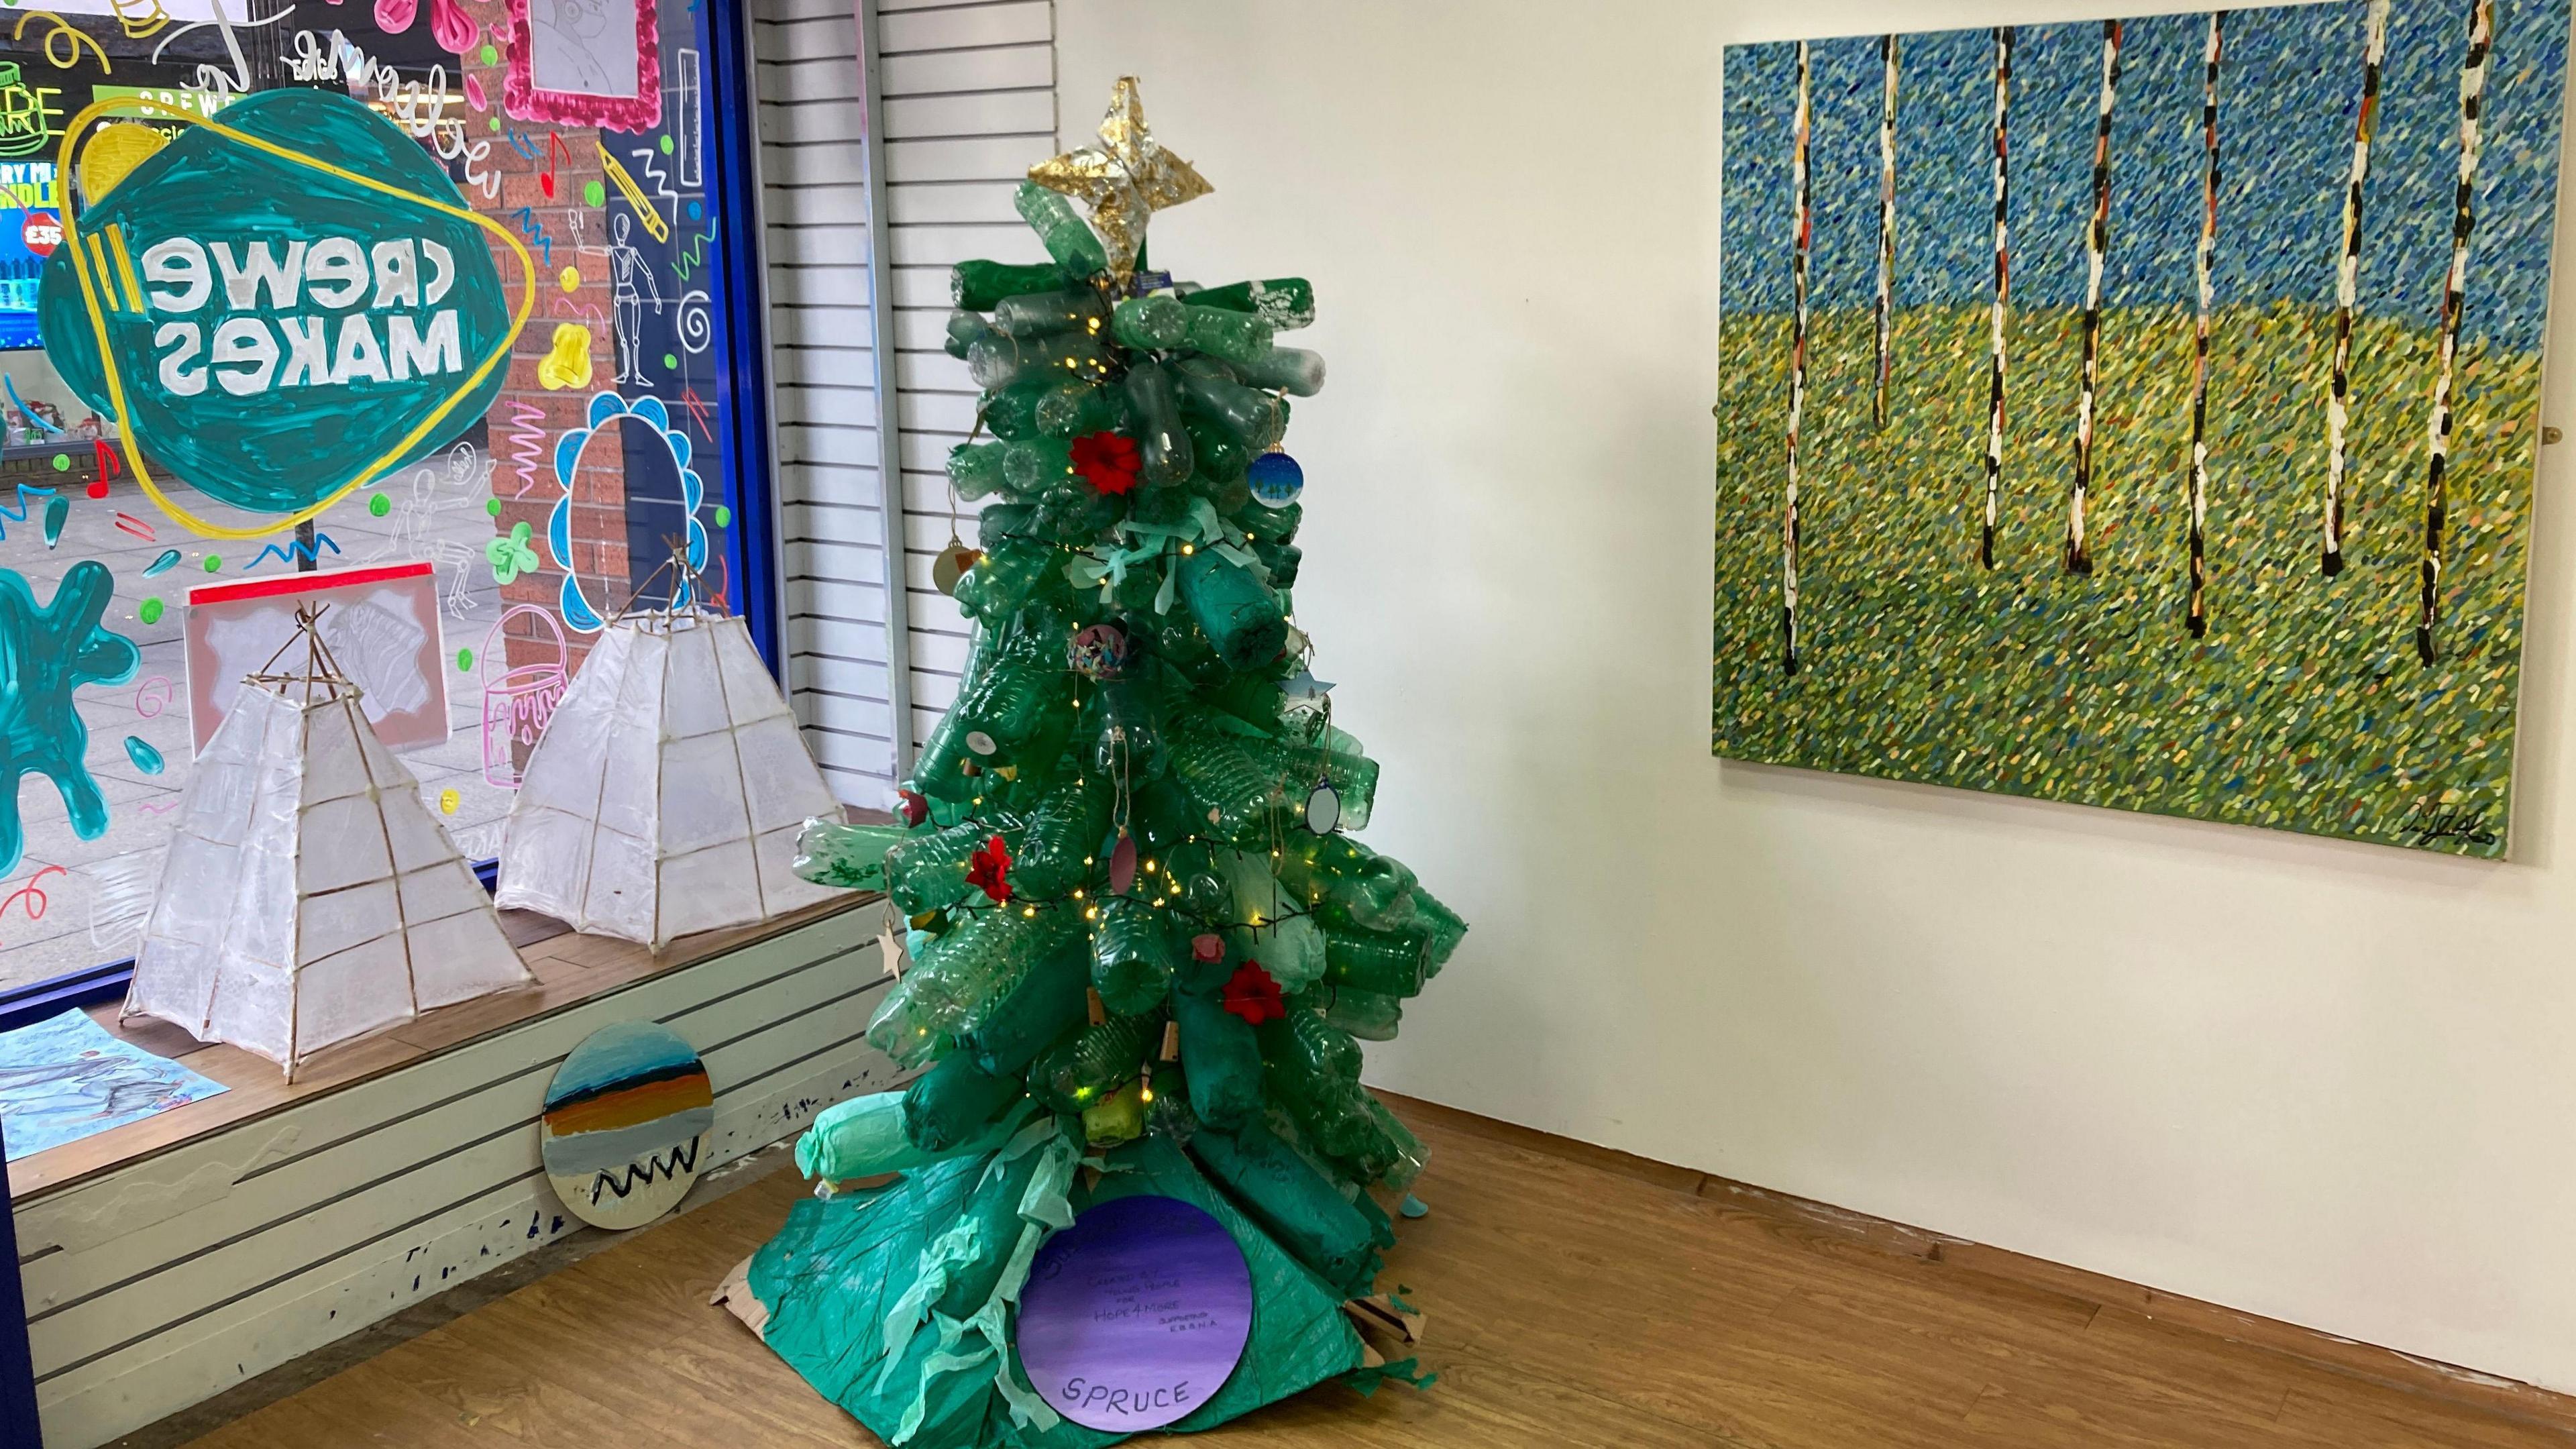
{"left": 0, "top": 0, "right": 760, "bottom": 995}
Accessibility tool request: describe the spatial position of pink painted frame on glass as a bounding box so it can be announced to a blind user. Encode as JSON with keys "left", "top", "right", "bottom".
{"left": 502, "top": 0, "right": 663, "bottom": 133}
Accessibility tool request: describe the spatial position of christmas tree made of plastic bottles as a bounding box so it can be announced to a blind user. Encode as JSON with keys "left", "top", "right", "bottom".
{"left": 733, "top": 79, "right": 1464, "bottom": 1449}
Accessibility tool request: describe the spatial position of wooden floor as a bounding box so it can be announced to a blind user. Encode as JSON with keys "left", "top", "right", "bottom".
{"left": 182, "top": 1106, "right": 2576, "bottom": 1449}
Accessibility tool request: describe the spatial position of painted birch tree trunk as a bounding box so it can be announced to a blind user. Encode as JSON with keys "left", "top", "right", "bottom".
{"left": 2186, "top": 12, "right": 2224, "bottom": 638}
{"left": 1782, "top": 40, "right": 1813, "bottom": 677}
{"left": 2067, "top": 19, "right": 2122, "bottom": 578}
{"left": 2325, "top": 0, "right": 2393, "bottom": 578}
{"left": 2418, "top": 0, "right": 2495, "bottom": 665}
{"left": 1980, "top": 26, "right": 2013, "bottom": 570}
{"left": 1874, "top": 34, "right": 1899, "bottom": 432}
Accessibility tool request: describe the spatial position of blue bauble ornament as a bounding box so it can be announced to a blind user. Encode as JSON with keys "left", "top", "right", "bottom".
{"left": 1247, "top": 450, "right": 1304, "bottom": 507}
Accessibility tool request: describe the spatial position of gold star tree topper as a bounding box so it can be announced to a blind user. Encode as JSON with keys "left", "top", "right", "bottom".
{"left": 1028, "top": 76, "right": 1212, "bottom": 279}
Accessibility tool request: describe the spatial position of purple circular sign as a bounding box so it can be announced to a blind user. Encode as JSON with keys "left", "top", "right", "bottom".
{"left": 1015, "top": 1194, "right": 1253, "bottom": 1432}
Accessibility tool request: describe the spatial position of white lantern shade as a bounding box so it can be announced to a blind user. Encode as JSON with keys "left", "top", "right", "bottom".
{"left": 495, "top": 611, "right": 844, "bottom": 948}
{"left": 124, "top": 680, "right": 535, "bottom": 1077}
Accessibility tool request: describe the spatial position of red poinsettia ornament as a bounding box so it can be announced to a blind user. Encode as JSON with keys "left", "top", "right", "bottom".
{"left": 965, "top": 833, "right": 1013, "bottom": 904}
{"left": 1070, "top": 431, "right": 1142, "bottom": 496}
{"left": 1220, "top": 961, "right": 1285, "bottom": 1026}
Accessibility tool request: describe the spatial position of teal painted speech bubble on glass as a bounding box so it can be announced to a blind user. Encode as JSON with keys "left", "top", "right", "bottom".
{"left": 36, "top": 89, "right": 531, "bottom": 531}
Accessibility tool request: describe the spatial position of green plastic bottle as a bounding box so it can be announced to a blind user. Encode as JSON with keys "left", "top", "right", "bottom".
{"left": 1000, "top": 436, "right": 1076, "bottom": 494}
{"left": 901, "top": 1052, "right": 1023, "bottom": 1152}
{"left": 952, "top": 258, "right": 1067, "bottom": 311}
{"left": 1010, "top": 778, "right": 1109, "bottom": 899}
{"left": 963, "top": 938, "right": 1090, "bottom": 1075}
{"left": 1320, "top": 985, "right": 1403, "bottom": 1042}
{"left": 1034, "top": 380, "right": 1126, "bottom": 439}
{"left": 789, "top": 820, "right": 908, "bottom": 892}
{"left": 1234, "top": 345, "right": 1327, "bottom": 396}
{"left": 1410, "top": 887, "right": 1470, "bottom": 975}
{"left": 1167, "top": 723, "right": 1285, "bottom": 845}
{"left": 1187, "top": 1119, "right": 1382, "bottom": 1296}
{"left": 1183, "top": 303, "right": 1274, "bottom": 364}
{"left": 968, "top": 332, "right": 1114, "bottom": 391}
{"left": 1183, "top": 419, "right": 1248, "bottom": 484}
{"left": 945, "top": 309, "right": 995, "bottom": 358}
{"left": 1189, "top": 277, "right": 1317, "bottom": 331}
{"left": 992, "top": 287, "right": 1109, "bottom": 339}
{"left": 1320, "top": 925, "right": 1432, "bottom": 997}
{"left": 1091, "top": 896, "right": 1175, "bottom": 1014}
{"left": 945, "top": 441, "right": 1010, "bottom": 500}
{"left": 1175, "top": 548, "right": 1287, "bottom": 669}
{"left": 1278, "top": 834, "right": 1418, "bottom": 932}
{"left": 1122, "top": 362, "right": 1195, "bottom": 486}
{"left": 949, "top": 538, "right": 1059, "bottom": 623}
{"left": 1112, "top": 294, "right": 1191, "bottom": 351}
{"left": 883, "top": 818, "right": 993, "bottom": 914}
{"left": 1176, "top": 368, "right": 1287, "bottom": 451}
{"left": 1028, "top": 1011, "right": 1159, "bottom": 1113}
{"left": 1013, "top": 181, "right": 1109, "bottom": 278}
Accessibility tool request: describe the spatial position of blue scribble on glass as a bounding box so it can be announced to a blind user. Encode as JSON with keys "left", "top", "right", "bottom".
{"left": 0, "top": 560, "right": 143, "bottom": 875}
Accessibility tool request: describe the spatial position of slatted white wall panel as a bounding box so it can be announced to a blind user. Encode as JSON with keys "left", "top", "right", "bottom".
{"left": 754, "top": 0, "right": 901, "bottom": 806}
{"left": 19, "top": 906, "right": 899, "bottom": 1449}
{"left": 874, "top": 0, "right": 1057, "bottom": 747}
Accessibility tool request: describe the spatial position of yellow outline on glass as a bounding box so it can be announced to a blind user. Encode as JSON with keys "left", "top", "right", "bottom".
{"left": 56, "top": 94, "right": 538, "bottom": 540}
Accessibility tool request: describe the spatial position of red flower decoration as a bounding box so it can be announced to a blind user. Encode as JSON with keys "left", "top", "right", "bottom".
{"left": 1070, "top": 431, "right": 1142, "bottom": 496}
{"left": 965, "top": 834, "right": 1014, "bottom": 904}
{"left": 1221, "top": 961, "right": 1285, "bottom": 1026}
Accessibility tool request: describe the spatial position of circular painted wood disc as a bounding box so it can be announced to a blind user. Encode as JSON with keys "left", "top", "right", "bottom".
{"left": 540, "top": 1022, "right": 714, "bottom": 1230}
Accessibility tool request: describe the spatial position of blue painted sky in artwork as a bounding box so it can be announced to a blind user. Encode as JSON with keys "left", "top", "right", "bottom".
{"left": 1721, "top": 0, "right": 2571, "bottom": 352}
{"left": 543, "top": 1021, "right": 704, "bottom": 1109}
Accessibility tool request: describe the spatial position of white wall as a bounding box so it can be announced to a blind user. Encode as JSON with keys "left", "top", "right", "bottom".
{"left": 1059, "top": 0, "right": 2576, "bottom": 1397}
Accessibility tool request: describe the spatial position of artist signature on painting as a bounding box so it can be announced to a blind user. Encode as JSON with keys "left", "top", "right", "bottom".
{"left": 2397, "top": 796, "right": 2500, "bottom": 849}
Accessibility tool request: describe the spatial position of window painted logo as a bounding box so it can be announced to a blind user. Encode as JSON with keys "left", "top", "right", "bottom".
{"left": 36, "top": 89, "right": 535, "bottom": 538}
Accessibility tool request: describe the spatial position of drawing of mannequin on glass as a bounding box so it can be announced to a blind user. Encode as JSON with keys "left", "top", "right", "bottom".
{"left": 610, "top": 212, "right": 664, "bottom": 386}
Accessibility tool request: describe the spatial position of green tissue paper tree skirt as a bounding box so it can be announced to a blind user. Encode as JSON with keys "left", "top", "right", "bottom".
{"left": 757, "top": 80, "right": 1461, "bottom": 1449}
{"left": 742, "top": 1132, "right": 1366, "bottom": 1449}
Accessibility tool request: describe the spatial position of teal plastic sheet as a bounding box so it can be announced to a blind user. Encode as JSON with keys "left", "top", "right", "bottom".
{"left": 744, "top": 1126, "right": 1363, "bottom": 1448}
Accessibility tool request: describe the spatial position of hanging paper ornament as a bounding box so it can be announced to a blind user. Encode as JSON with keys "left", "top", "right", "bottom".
{"left": 1247, "top": 450, "right": 1303, "bottom": 507}
{"left": 1304, "top": 780, "right": 1342, "bottom": 835}
{"left": 1068, "top": 621, "right": 1134, "bottom": 680}
{"left": 896, "top": 788, "right": 929, "bottom": 828}
{"left": 932, "top": 537, "right": 984, "bottom": 595}
{"left": 1109, "top": 833, "right": 1138, "bottom": 894}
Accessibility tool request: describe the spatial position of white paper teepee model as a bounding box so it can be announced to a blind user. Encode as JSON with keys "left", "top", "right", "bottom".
{"left": 495, "top": 602, "right": 843, "bottom": 949}
{"left": 125, "top": 622, "right": 534, "bottom": 1079}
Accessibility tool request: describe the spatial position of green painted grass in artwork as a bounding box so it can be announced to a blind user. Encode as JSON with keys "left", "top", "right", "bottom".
{"left": 1712, "top": 304, "right": 2538, "bottom": 856}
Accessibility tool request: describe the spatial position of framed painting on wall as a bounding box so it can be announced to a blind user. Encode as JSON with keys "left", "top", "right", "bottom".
{"left": 1713, "top": 0, "right": 2571, "bottom": 857}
